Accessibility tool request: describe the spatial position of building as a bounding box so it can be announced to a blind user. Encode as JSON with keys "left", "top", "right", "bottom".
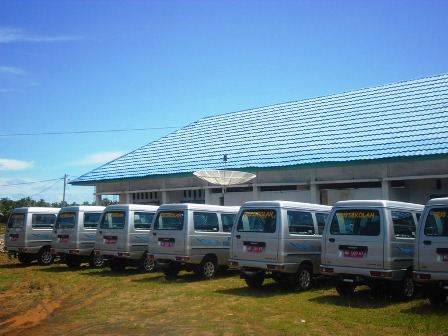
{"left": 70, "top": 73, "right": 448, "bottom": 206}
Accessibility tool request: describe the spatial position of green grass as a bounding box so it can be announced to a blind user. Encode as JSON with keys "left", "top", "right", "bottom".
{"left": 0, "top": 253, "right": 447, "bottom": 336}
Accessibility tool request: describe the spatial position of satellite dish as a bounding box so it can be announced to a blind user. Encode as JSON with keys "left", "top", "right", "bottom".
{"left": 193, "top": 170, "right": 256, "bottom": 186}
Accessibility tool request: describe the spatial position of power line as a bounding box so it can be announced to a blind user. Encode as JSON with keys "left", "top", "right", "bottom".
{"left": 0, "top": 126, "right": 179, "bottom": 137}
{"left": 0, "top": 178, "right": 63, "bottom": 188}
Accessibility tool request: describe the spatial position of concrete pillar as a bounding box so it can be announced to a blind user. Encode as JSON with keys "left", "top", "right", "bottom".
{"left": 252, "top": 185, "right": 260, "bottom": 201}
{"left": 204, "top": 188, "right": 211, "bottom": 204}
{"left": 125, "top": 192, "right": 132, "bottom": 204}
{"left": 310, "top": 183, "right": 319, "bottom": 204}
{"left": 95, "top": 194, "right": 102, "bottom": 206}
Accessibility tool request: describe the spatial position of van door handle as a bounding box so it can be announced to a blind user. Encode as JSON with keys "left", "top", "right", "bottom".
{"left": 152, "top": 232, "right": 157, "bottom": 236}
{"left": 98, "top": 231, "right": 102, "bottom": 234}
{"left": 236, "top": 235, "right": 241, "bottom": 239}
{"left": 329, "top": 238, "right": 335, "bottom": 243}
{"left": 423, "top": 240, "right": 432, "bottom": 245}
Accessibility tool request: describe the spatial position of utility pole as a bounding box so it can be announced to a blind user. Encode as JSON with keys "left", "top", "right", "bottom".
{"left": 62, "top": 174, "right": 67, "bottom": 206}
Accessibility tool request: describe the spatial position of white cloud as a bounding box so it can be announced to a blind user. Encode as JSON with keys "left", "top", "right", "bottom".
{"left": 74, "top": 151, "right": 126, "bottom": 166}
{"left": 0, "top": 66, "right": 25, "bottom": 76}
{"left": 0, "top": 27, "right": 84, "bottom": 44}
{"left": 0, "top": 159, "right": 33, "bottom": 170}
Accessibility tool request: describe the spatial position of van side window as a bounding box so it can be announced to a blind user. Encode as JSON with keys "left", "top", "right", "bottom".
{"left": 288, "top": 211, "right": 314, "bottom": 235}
{"left": 330, "top": 210, "right": 380, "bottom": 236}
{"left": 32, "top": 214, "right": 57, "bottom": 229}
{"left": 56, "top": 212, "right": 76, "bottom": 229}
{"left": 424, "top": 208, "right": 448, "bottom": 236}
{"left": 134, "top": 212, "right": 155, "bottom": 230}
{"left": 316, "top": 213, "right": 329, "bottom": 235}
{"left": 194, "top": 212, "right": 219, "bottom": 232}
{"left": 237, "top": 209, "right": 276, "bottom": 233}
{"left": 100, "top": 211, "right": 126, "bottom": 229}
{"left": 392, "top": 211, "right": 416, "bottom": 238}
{"left": 7, "top": 214, "right": 25, "bottom": 229}
{"left": 154, "top": 211, "right": 184, "bottom": 230}
{"left": 83, "top": 212, "right": 102, "bottom": 229}
{"left": 221, "top": 213, "right": 236, "bottom": 232}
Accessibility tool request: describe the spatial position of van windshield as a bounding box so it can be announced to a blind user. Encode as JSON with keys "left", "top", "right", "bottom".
{"left": 424, "top": 208, "right": 448, "bottom": 236}
{"left": 154, "top": 211, "right": 184, "bottom": 230}
{"left": 237, "top": 209, "right": 276, "bottom": 233}
{"left": 100, "top": 211, "right": 126, "bottom": 229}
{"left": 56, "top": 212, "right": 76, "bottom": 229}
{"left": 329, "top": 209, "right": 380, "bottom": 236}
{"left": 84, "top": 212, "right": 102, "bottom": 229}
{"left": 7, "top": 213, "right": 25, "bottom": 229}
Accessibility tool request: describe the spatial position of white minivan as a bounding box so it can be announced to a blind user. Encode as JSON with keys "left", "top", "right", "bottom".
{"left": 321, "top": 200, "right": 423, "bottom": 300}
{"left": 51, "top": 206, "right": 105, "bottom": 268}
{"left": 228, "top": 201, "right": 331, "bottom": 290}
{"left": 94, "top": 204, "right": 159, "bottom": 272}
{"left": 148, "top": 203, "right": 239, "bottom": 279}
{"left": 413, "top": 197, "right": 448, "bottom": 306}
{"left": 5, "top": 207, "right": 60, "bottom": 266}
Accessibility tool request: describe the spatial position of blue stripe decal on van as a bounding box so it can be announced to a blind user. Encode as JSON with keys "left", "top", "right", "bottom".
{"left": 397, "top": 247, "right": 413, "bottom": 254}
{"left": 196, "top": 238, "right": 219, "bottom": 246}
{"left": 135, "top": 236, "right": 149, "bottom": 242}
{"left": 290, "top": 242, "right": 313, "bottom": 250}
{"left": 32, "top": 234, "right": 51, "bottom": 239}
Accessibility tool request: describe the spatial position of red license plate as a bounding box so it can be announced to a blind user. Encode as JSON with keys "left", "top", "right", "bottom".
{"left": 105, "top": 239, "right": 117, "bottom": 244}
{"left": 10, "top": 235, "right": 18, "bottom": 241}
{"left": 247, "top": 245, "right": 264, "bottom": 253}
{"left": 160, "top": 241, "right": 174, "bottom": 247}
{"left": 343, "top": 250, "right": 364, "bottom": 258}
{"left": 443, "top": 255, "right": 448, "bottom": 262}
{"left": 59, "top": 238, "right": 69, "bottom": 243}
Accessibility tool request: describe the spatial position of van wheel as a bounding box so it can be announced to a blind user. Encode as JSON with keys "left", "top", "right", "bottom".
{"left": 336, "top": 282, "right": 355, "bottom": 297}
{"left": 296, "top": 265, "right": 313, "bottom": 291}
{"left": 37, "top": 247, "right": 54, "bottom": 266}
{"left": 138, "top": 254, "right": 156, "bottom": 273}
{"left": 66, "top": 255, "right": 82, "bottom": 268}
{"left": 162, "top": 262, "right": 180, "bottom": 277}
{"left": 18, "top": 253, "right": 33, "bottom": 265}
{"left": 89, "top": 254, "right": 106, "bottom": 268}
{"left": 109, "top": 258, "right": 126, "bottom": 272}
{"left": 198, "top": 257, "right": 217, "bottom": 279}
{"left": 394, "top": 273, "right": 415, "bottom": 301}
{"left": 244, "top": 271, "right": 265, "bottom": 288}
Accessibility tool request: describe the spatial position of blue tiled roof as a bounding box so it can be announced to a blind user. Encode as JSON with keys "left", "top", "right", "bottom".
{"left": 71, "top": 73, "right": 448, "bottom": 184}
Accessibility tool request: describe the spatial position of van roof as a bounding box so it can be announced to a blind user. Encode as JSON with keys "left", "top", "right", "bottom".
{"left": 424, "top": 197, "right": 448, "bottom": 206}
{"left": 241, "top": 200, "right": 332, "bottom": 211}
{"left": 156, "top": 203, "right": 239, "bottom": 212}
{"left": 59, "top": 206, "right": 105, "bottom": 212}
{"left": 103, "top": 204, "right": 159, "bottom": 211}
{"left": 11, "top": 207, "right": 61, "bottom": 213}
{"left": 332, "top": 200, "right": 424, "bottom": 210}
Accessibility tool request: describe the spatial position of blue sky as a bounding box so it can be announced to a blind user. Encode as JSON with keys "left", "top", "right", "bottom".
{"left": 1, "top": 0, "right": 447, "bottom": 204}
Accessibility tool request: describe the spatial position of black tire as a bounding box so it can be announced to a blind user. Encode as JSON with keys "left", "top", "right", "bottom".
{"left": 109, "top": 258, "right": 126, "bottom": 272}
{"left": 18, "top": 252, "right": 33, "bottom": 265}
{"left": 89, "top": 253, "right": 106, "bottom": 268}
{"left": 162, "top": 262, "right": 180, "bottom": 277}
{"left": 197, "top": 257, "right": 218, "bottom": 279}
{"left": 37, "top": 247, "right": 54, "bottom": 266}
{"left": 66, "top": 255, "right": 82, "bottom": 268}
{"left": 244, "top": 271, "right": 265, "bottom": 288}
{"left": 393, "top": 274, "right": 415, "bottom": 301}
{"left": 336, "top": 281, "right": 355, "bottom": 297}
{"left": 138, "top": 253, "right": 156, "bottom": 273}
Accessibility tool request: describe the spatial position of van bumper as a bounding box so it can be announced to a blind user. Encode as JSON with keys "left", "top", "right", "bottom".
{"left": 413, "top": 270, "right": 448, "bottom": 283}
{"left": 229, "top": 259, "right": 299, "bottom": 274}
{"left": 320, "top": 265, "right": 407, "bottom": 281}
{"left": 96, "top": 250, "right": 144, "bottom": 260}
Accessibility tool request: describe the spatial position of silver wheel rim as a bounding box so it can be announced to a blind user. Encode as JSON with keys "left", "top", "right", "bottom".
{"left": 203, "top": 261, "right": 215, "bottom": 277}
{"left": 403, "top": 277, "right": 414, "bottom": 298}
{"left": 41, "top": 251, "right": 52, "bottom": 264}
{"left": 144, "top": 259, "right": 155, "bottom": 272}
{"left": 298, "top": 270, "right": 311, "bottom": 289}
